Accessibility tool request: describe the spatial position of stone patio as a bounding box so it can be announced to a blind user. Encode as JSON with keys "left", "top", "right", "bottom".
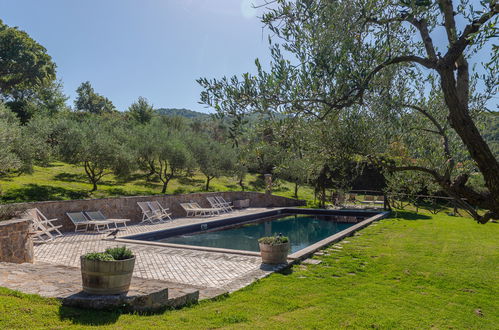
{"left": 2, "top": 208, "right": 287, "bottom": 303}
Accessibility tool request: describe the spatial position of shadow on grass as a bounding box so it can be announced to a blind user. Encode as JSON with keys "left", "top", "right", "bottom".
{"left": 1, "top": 184, "right": 89, "bottom": 202}
{"left": 177, "top": 177, "right": 204, "bottom": 186}
{"left": 53, "top": 172, "right": 89, "bottom": 183}
{"left": 58, "top": 306, "right": 121, "bottom": 326}
{"left": 390, "top": 210, "right": 432, "bottom": 221}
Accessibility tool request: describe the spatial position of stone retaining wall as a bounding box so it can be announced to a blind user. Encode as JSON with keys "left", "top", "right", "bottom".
{"left": 17, "top": 192, "right": 305, "bottom": 232}
{"left": 0, "top": 218, "right": 34, "bottom": 263}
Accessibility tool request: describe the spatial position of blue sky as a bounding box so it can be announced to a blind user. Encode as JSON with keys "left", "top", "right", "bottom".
{"left": 0, "top": 0, "right": 270, "bottom": 113}
{"left": 1, "top": 1, "right": 496, "bottom": 113}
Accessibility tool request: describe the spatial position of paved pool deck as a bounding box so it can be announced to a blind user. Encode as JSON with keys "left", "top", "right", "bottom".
{"left": 21, "top": 208, "right": 287, "bottom": 300}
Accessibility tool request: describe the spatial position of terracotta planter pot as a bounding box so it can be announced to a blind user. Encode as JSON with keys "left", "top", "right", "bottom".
{"left": 259, "top": 241, "right": 290, "bottom": 264}
{"left": 80, "top": 256, "right": 136, "bottom": 295}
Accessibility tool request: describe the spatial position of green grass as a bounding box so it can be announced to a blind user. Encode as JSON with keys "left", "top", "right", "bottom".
{"left": 0, "top": 211, "right": 497, "bottom": 329}
{"left": 0, "top": 162, "right": 315, "bottom": 203}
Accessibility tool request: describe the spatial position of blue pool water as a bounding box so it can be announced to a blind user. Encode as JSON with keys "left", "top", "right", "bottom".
{"left": 157, "top": 214, "right": 360, "bottom": 253}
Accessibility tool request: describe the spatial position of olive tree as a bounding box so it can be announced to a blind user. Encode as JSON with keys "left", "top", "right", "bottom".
{"left": 57, "top": 117, "right": 134, "bottom": 191}
{"left": 0, "top": 104, "right": 51, "bottom": 175}
{"left": 132, "top": 121, "right": 195, "bottom": 193}
{"left": 199, "top": 0, "right": 499, "bottom": 223}
{"left": 189, "top": 137, "right": 236, "bottom": 191}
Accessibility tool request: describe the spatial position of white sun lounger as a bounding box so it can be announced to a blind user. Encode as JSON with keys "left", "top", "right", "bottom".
{"left": 215, "top": 196, "right": 234, "bottom": 212}
{"left": 180, "top": 202, "right": 221, "bottom": 217}
{"left": 85, "top": 211, "right": 130, "bottom": 229}
{"left": 147, "top": 201, "right": 173, "bottom": 222}
{"left": 206, "top": 196, "right": 228, "bottom": 212}
{"left": 24, "top": 208, "right": 63, "bottom": 243}
{"left": 137, "top": 202, "right": 164, "bottom": 224}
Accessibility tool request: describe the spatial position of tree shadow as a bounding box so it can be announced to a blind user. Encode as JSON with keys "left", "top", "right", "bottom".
{"left": 0, "top": 184, "right": 89, "bottom": 202}
{"left": 390, "top": 210, "right": 432, "bottom": 221}
{"left": 58, "top": 305, "right": 121, "bottom": 326}
{"left": 53, "top": 172, "right": 89, "bottom": 183}
{"left": 177, "top": 177, "right": 204, "bottom": 185}
{"left": 225, "top": 184, "right": 239, "bottom": 190}
{"left": 105, "top": 188, "right": 138, "bottom": 197}
{"left": 249, "top": 176, "right": 265, "bottom": 190}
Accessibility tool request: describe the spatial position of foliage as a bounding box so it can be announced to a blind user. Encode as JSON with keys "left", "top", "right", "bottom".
{"left": 198, "top": 0, "right": 499, "bottom": 223}
{"left": 1, "top": 212, "right": 498, "bottom": 328}
{"left": 74, "top": 81, "right": 116, "bottom": 114}
{"left": 0, "top": 104, "right": 50, "bottom": 176}
{"left": 156, "top": 108, "right": 210, "bottom": 119}
{"left": 0, "top": 204, "right": 26, "bottom": 221}
{"left": 258, "top": 235, "right": 289, "bottom": 245}
{"left": 82, "top": 252, "right": 114, "bottom": 261}
{"left": 189, "top": 136, "right": 236, "bottom": 190}
{"left": 104, "top": 246, "right": 134, "bottom": 260}
{"left": 127, "top": 96, "right": 154, "bottom": 124}
{"left": 56, "top": 116, "right": 135, "bottom": 191}
{"left": 0, "top": 19, "right": 57, "bottom": 121}
{"left": 0, "top": 104, "right": 22, "bottom": 174}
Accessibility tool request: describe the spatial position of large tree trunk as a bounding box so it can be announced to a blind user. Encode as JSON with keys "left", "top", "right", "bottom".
{"left": 439, "top": 69, "right": 499, "bottom": 219}
{"left": 91, "top": 181, "right": 97, "bottom": 192}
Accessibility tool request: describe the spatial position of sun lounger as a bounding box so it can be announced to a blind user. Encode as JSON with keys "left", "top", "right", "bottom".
{"left": 180, "top": 202, "right": 221, "bottom": 217}
{"left": 191, "top": 201, "right": 224, "bottom": 215}
{"left": 25, "top": 208, "right": 62, "bottom": 243}
{"left": 66, "top": 212, "right": 112, "bottom": 232}
{"left": 147, "top": 201, "right": 173, "bottom": 222}
{"left": 24, "top": 208, "right": 63, "bottom": 243}
{"left": 84, "top": 211, "right": 130, "bottom": 228}
{"left": 215, "top": 196, "right": 234, "bottom": 212}
{"left": 137, "top": 202, "right": 164, "bottom": 224}
{"left": 207, "top": 196, "right": 229, "bottom": 213}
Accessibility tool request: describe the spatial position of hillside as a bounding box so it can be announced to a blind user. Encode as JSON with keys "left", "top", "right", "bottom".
{"left": 155, "top": 108, "right": 211, "bottom": 119}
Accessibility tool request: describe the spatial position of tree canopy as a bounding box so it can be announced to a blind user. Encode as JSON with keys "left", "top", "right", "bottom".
{"left": 198, "top": 0, "right": 499, "bottom": 222}
{"left": 74, "top": 81, "right": 116, "bottom": 114}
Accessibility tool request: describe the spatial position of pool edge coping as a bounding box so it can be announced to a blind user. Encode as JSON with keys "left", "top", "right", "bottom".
{"left": 111, "top": 208, "right": 390, "bottom": 260}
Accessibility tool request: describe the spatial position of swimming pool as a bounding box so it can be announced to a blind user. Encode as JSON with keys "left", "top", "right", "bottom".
{"left": 122, "top": 208, "right": 382, "bottom": 256}
{"left": 155, "top": 214, "right": 359, "bottom": 253}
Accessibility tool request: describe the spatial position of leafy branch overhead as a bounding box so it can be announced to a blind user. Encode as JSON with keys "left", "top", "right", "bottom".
{"left": 198, "top": 0, "right": 499, "bottom": 223}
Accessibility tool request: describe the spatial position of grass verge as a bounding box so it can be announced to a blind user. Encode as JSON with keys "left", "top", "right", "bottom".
{"left": 0, "top": 211, "right": 497, "bottom": 328}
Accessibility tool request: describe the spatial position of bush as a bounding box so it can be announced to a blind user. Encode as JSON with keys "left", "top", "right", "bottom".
{"left": 258, "top": 235, "right": 289, "bottom": 245}
{"left": 104, "top": 246, "right": 134, "bottom": 260}
{"left": 0, "top": 204, "right": 26, "bottom": 221}
{"left": 83, "top": 252, "right": 114, "bottom": 261}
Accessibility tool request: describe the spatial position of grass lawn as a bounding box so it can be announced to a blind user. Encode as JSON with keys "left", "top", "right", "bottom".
{"left": 0, "top": 211, "right": 497, "bottom": 329}
{"left": 0, "top": 162, "right": 316, "bottom": 204}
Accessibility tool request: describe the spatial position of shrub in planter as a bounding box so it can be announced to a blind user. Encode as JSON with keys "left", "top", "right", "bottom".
{"left": 80, "top": 246, "right": 135, "bottom": 295}
{"left": 258, "top": 235, "right": 290, "bottom": 264}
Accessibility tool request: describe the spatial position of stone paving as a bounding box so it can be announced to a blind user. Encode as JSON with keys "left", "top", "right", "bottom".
{"left": 29, "top": 208, "right": 285, "bottom": 299}
{"left": 0, "top": 262, "right": 199, "bottom": 311}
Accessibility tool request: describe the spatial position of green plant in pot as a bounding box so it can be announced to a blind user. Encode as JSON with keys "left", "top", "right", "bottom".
{"left": 258, "top": 234, "right": 290, "bottom": 264}
{"left": 80, "top": 246, "right": 135, "bottom": 295}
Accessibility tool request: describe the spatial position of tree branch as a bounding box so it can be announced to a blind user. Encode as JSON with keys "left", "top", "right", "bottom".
{"left": 442, "top": 4, "right": 499, "bottom": 66}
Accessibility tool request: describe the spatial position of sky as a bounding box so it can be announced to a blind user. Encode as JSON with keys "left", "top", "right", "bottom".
{"left": 0, "top": 0, "right": 271, "bottom": 113}
{"left": 1, "top": 1, "right": 496, "bottom": 113}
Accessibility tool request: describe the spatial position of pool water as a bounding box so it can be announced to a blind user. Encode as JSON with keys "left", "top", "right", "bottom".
{"left": 157, "top": 214, "right": 360, "bottom": 253}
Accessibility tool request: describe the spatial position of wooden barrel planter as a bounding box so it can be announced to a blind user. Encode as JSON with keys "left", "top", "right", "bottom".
{"left": 259, "top": 241, "right": 290, "bottom": 264}
{"left": 80, "top": 256, "right": 136, "bottom": 295}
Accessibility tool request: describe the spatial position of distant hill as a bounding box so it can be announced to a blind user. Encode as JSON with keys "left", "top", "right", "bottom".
{"left": 155, "top": 108, "right": 211, "bottom": 119}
